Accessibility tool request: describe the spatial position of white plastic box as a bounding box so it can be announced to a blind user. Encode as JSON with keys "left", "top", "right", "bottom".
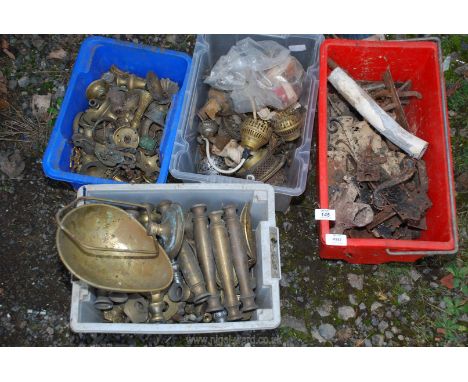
{"left": 170, "top": 34, "right": 324, "bottom": 212}
{"left": 70, "top": 183, "right": 281, "bottom": 334}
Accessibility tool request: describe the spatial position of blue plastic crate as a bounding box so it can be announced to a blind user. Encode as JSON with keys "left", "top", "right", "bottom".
{"left": 42, "top": 36, "right": 192, "bottom": 189}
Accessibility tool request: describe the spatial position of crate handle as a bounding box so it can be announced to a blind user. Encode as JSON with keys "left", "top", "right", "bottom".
{"left": 269, "top": 227, "right": 281, "bottom": 279}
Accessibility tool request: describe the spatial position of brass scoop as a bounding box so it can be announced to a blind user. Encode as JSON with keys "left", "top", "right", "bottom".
{"left": 56, "top": 197, "right": 173, "bottom": 293}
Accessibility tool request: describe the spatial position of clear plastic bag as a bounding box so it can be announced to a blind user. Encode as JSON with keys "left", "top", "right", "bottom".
{"left": 204, "top": 38, "right": 305, "bottom": 113}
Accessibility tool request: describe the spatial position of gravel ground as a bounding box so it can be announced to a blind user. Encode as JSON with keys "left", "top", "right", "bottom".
{"left": 0, "top": 34, "right": 466, "bottom": 346}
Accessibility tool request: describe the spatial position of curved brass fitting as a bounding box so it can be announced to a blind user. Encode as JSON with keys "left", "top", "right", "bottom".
{"left": 209, "top": 211, "right": 242, "bottom": 321}
{"left": 130, "top": 90, "right": 153, "bottom": 130}
{"left": 223, "top": 205, "right": 257, "bottom": 312}
{"left": 82, "top": 99, "right": 118, "bottom": 125}
{"left": 116, "top": 73, "right": 147, "bottom": 90}
{"left": 86, "top": 79, "right": 109, "bottom": 100}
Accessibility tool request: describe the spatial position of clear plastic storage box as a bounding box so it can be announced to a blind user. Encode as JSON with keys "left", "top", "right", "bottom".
{"left": 170, "top": 34, "right": 324, "bottom": 212}
{"left": 70, "top": 183, "right": 281, "bottom": 334}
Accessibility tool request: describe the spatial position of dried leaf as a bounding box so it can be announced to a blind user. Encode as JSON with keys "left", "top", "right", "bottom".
{"left": 47, "top": 48, "right": 67, "bottom": 60}
{"left": 0, "top": 150, "right": 25, "bottom": 179}
{"left": 1, "top": 38, "right": 15, "bottom": 60}
{"left": 31, "top": 93, "right": 52, "bottom": 121}
{"left": 440, "top": 273, "right": 454, "bottom": 289}
{"left": 436, "top": 328, "right": 445, "bottom": 335}
{"left": 0, "top": 98, "right": 9, "bottom": 111}
{"left": 376, "top": 291, "right": 388, "bottom": 301}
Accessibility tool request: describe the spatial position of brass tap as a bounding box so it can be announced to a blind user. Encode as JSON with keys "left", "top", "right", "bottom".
{"left": 209, "top": 211, "right": 242, "bottom": 321}
{"left": 116, "top": 73, "right": 147, "bottom": 90}
{"left": 82, "top": 99, "right": 118, "bottom": 125}
{"left": 191, "top": 204, "right": 223, "bottom": 313}
{"left": 223, "top": 205, "right": 257, "bottom": 312}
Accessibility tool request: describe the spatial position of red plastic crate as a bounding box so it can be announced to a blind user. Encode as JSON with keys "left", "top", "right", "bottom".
{"left": 317, "top": 39, "right": 458, "bottom": 264}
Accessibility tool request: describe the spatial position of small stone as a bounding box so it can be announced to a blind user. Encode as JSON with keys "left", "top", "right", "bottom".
{"left": 347, "top": 273, "right": 364, "bottom": 290}
{"left": 398, "top": 293, "right": 410, "bottom": 305}
{"left": 348, "top": 294, "right": 358, "bottom": 306}
{"left": 399, "top": 275, "right": 413, "bottom": 292}
{"left": 364, "top": 339, "right": 372, "bottom": 347}
{"left": 385, "top": 330, "right": 394, "bottom": 339}
{"left": 283, "top": 221, "right": 292, "bottom": 232}
{"left": 391, "top": 326, "right": 399, "bottom": 334}
{"left": 410, "top": 269, "right": 421, "bottom": 282}
{"left": 359, "top": 302, "right": 366, "bottom": 310}
{"left": 18, "top": 76, "right": 29, "bottom": 88}
{"left": 371, "top": 334, "right": 385, "bottom": 347}
{"left": 385, "top": 311, "right": 392, "bottom": 319}
{"left": 355, "top": 316, "right": 362, "bottom": 327}
{"left": 317, "top": 299, "right": 332, "bottom": 317}
{"left": 318, "top": 323, "right": 336, "bottom": 340}
{"left": 371, "top": 316, "right": 379, "bottom": 327}
{"left": 46, "top": 327, "right": 54, "bottom": 336}
{"left": 397, "top": 334, "right": 404, "bottom": 341}
{"left": 8, "top": 79, "right": 17, "bottom": 90}
{"left": 310, "top": 330, "right": 324, "bottom": 344}
{"left": 370, "top": 302, "right": 383, "bottom": 312}
{"left": 281, "top": 315, "right": 307, "bottom": 334}
{"left": 244, "top": 342, "right": 251, "bottom": 347}
{"left": 378, "top": 320, "right": 389, "bottom": 333}
{"left": 338, "top": 306, "right": 356, "bottom": 321}
{"left": 430, "top": 282, "right": 439, "bottom": 288}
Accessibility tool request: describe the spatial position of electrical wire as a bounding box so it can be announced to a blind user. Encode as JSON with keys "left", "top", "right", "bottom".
{"left": 203, "top": 137, "right": 246, "bottom": 174}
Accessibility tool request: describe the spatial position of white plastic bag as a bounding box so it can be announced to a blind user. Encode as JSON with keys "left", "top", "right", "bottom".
{"left": 204, "top": 38, "right": 305, "bottom": 113}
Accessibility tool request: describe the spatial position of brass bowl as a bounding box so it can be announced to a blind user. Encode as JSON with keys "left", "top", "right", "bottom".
{"left": 56, "top": 203, "right": 173, "bottom": 293}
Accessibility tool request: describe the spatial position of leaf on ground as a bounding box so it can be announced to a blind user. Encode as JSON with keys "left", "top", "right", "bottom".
{"left": 440, "top": 273, "right": 454, "bottom": 289}
{"left": 0, "top": 150, "right": 25, "bottom": 179}
{"left": 376, "top": 291, "right": 388, "bottom": 301}
{"left": 0, "top": 98, "right": 9, "bottom": 110}
{"left": 47, "top": 48, "right": 67, "bottom": 60}
{"left": 1, "top": 38, "right": 16, "bottom": 60}
{"left": 31, "top": 93, "right": 52, "bottom": 121}
{"left": 436, "top": 328, "right": 445, "bottom": 335}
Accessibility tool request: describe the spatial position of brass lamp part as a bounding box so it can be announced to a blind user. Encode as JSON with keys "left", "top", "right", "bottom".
{"left": 238, "top": 149, "right": 287, "bottom": 183}
{"left": 136, "top": 151, "right": 160, "bottom": 177}
{"left": 223, "top": 205, "right": 257, "bottom": 312}
{"left": 272, "top": 108, "right": 303, "bottom": 142}
{"left": 240, "top": 202, "right": 257, "bottom": 268}
{"left": 146, "top": 71, "right": 165, "bottom": 102}
{"left": 130, "top": 90, "right": 153, "bottom": 130}
{"left": 191, "top": 204, "right": 223, "bottom": 313}
{"left": 148, "top": 201, "right": 184, "bottom": 260}
{"left": 178, "top": 240, "right": 210, "bottom": 304}
{"left": 209, "top": 211, "right": 242, "bottom": 321}
{"left": 116, "top": 73, "right": 147, "bottom": 90}
{"left": 82, "top": 99, "right": 118, "bottom": 125}
{"left": 113, "top": 126, "right": 140, "bottom": 149}
{"left": 240, "top": 117, "right": 272, "bottom": 151}
{"left": 56, "top": 200, "right": 173, "bottom": 293}
{"left": 86, "top": 79, "right": 110, "bottom": 100}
